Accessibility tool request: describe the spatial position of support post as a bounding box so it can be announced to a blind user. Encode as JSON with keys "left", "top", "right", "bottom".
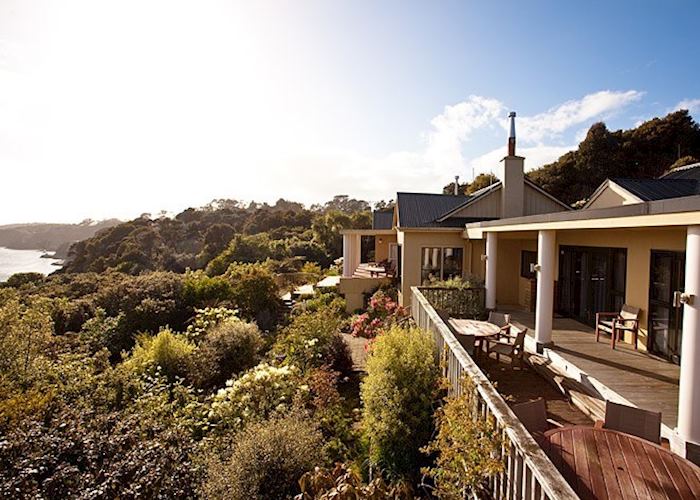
{"left": 342, "top": 234, "right": 352, "bottom": 277}
{"left": 535, "top": 230, "right": 556, "bottom": 352}
{"left": 485, "top": 232, "right": 498, "bottom": 310}
{"left": 676, "top": 225, "right": 700, "bottom": 454}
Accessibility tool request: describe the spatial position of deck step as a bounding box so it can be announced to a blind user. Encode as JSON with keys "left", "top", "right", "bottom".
{"left": 527, "top": 354, "right": 606, "bottom": 423}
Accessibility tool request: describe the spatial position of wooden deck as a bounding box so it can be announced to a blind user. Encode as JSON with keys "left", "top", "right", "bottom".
{"left": 504, "top": 309, "right": 681, "bottom": 430}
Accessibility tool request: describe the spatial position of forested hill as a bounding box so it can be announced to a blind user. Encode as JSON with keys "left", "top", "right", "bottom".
{"left": 0, "top": 219, "right": 121, "bottom": 257}
{"left": 527, "top": 110, "right": 700, "bottom": 206}
{"left": 62, "top": 196, "right": 374, "bottom": 275}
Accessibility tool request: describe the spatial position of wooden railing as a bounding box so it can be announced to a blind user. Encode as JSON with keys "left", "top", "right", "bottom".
{"left": 411, "top": 287, "right": 578, "bottom": 500}
{"left": 418, "top": 286, "right": 485, "bottom": 319}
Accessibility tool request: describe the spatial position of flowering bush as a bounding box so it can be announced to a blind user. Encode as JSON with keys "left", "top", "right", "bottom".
{"left": 350, "top": 290, "right": 408, "bottom": 339}
{"left": 185, "top": 306, "right": 240, "bottom": 343}
{"left": 208, "top": 363, "right": 307, "bottom": 431}
{"left": 271, "top": 305, "right": 352, "bottom": 374}
{"left": 125, "top": 329, "right": 195, "bottom": 382}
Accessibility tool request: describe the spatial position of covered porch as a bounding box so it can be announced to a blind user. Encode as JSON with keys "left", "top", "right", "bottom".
{"left": 466, "top": 197, "right": 700, "bottom": 457}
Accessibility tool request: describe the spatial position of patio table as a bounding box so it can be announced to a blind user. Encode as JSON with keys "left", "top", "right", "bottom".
{"left": 447, "top": 319, "right": 501, "bottom": 358}
{"left": 366, "top": 265, "right": 385, "bottom": 277}
{"left": 542, "top": 426, "right": 700, "bottom": 499}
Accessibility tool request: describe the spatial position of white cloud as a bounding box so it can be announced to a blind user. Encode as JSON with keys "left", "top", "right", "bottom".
{"left": 674, "top": 98, "right": 700, "bottom": 113}
{"left": 517, "top": 90, "right": 644, "bottom": 142}
{"left": 468, "top": 145, "right": 575, "bottom": 177}
{"left": 424, "top": 96, "right": 505, "bottom": 173}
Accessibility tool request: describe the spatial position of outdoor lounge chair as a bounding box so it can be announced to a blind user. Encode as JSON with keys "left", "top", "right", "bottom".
{"left": 595, "top": 304, "right": 641, "bottom": 349}
{"left": 484, "top": 326, "right": 527, "bottom": 367}
{"left": 512, "top": 398, "right": 562, "bottom": 444}
{"left": 595, "top": 400, "right": 662, "bottom": 444}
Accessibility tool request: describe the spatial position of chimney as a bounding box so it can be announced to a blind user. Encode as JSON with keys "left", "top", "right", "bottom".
{"left": 454, "top": 175, "right": 460, "bottom": 195}
{"left": 508, "top": 112, "right": 516, "bottom": 155}
{"left": 498, "top": 111, "right": 525, "bottom": 218}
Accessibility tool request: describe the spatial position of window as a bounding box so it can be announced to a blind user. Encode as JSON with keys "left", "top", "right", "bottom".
{"left": 521, "top": 250, "right": 537, "bottom": 279}
{"left": 421, "top": 247, "right": 464, "bottom": 284}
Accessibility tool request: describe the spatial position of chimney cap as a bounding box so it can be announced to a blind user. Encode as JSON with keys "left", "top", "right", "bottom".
{"left": 508, "top": 111, "right": 516, "bottom": 118}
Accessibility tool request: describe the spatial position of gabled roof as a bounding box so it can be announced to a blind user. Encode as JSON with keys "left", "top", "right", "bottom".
{"left": 660, "top": 162, "right": 700, "bottom": 180}
{"left": 372, "top": 209, "right": 394, "bottom": 230}
{"left": 611, "top": 178, "right": 700, "bottom": 202}
{"left": 396, "top": 192, "right": 492, "bottom": 228}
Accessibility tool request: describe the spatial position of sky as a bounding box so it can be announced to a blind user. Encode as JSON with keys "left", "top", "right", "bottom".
{"left": 1, "top": 0, "right": 699, "bottom": 224}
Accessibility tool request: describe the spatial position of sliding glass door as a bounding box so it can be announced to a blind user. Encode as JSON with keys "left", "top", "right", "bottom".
{"left": 648, "top": 250, "right": 685, "bottom": 363}
{"left": 557, "top": 246, "right": 627, "bottom": 326}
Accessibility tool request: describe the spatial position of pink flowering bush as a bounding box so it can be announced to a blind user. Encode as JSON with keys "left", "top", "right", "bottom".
{"left": 350, "top": 290, "right": 408, "bottom": 339}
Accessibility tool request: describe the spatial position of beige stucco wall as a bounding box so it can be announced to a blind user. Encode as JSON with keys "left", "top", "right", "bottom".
{"left": 339, "top": 276, "right": 390, "bottom": 313}
{"left": 373, "top": 233, "right": 397, "bottom": 262}
{"left": 586, "top": 185, "right": 638, "bottom": 209}
{"left": 554, "top": 226, "right": 687, "bottom": 350}
{"left": 397, "top": 230, "right": 468, "bottom": 306}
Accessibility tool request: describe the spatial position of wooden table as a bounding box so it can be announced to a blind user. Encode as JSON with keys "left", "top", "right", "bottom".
{"left": 366, "top": 265, "right": 385, "bottom": 277}
{"left": 542, "top": 426, "right": 700, "bottom": 499}
{"left": 447, "top": 319, "right": 501, "bottom": 357}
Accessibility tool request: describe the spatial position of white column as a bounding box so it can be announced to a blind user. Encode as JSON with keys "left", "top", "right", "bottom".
{"left": 351, "top": 234, "right": 361, "bottom": 272}
{"left": 677, "top": 225, "right": 700, "bottom": 452}
{"left": 485, "top": 232, "right": 498, "bottom": 310}
{"left": 342, "top": 234, "right": 352, "bottom": 277}
{"left": 535, "top": 230, "right": 556, "bottom": 349}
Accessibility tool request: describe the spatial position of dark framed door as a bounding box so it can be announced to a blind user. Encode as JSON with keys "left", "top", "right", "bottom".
{"left": 557, "top": 246, "right": 627, "bottom": 326}
{"left": 648, "top": 250, "right": 685, "bottom": 364}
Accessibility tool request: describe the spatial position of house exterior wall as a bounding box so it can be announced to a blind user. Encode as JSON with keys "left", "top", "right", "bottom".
{"left": 397, "top": 230, "right": 468, "bottom": 306}
{"left": 373, "top": 233, "right": 397, "bottom": 262}
{"left": 524, "top": 184, "right": 570, "bottom": 215}
{"left": 586, "top": 185, "right": 639, "bottom": 209}
{"left": 449, "top": 189, "right": 502, "bottom": 219}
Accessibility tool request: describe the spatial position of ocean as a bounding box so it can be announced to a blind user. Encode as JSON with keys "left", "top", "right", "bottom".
{"left": 0, "top": 247, "right": 63, "bottom": 282}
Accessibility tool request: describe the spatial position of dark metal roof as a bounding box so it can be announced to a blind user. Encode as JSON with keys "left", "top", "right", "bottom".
{"left": 660, "top": 163, "right": 700, "bottom": 180}
{"left": 396, "top": 192, "right": 496, "bottom": 228}
{"left": 372, "top": 209, "right": 394, "bottom": 229}
{"left": 612, "top": 178, "right": 700, "bottom": 202}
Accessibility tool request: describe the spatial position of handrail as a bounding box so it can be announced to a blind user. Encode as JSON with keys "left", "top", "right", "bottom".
{"left": 418, "top": 286, "right": 485, "bottom": 319}
{"left": 411, "top": 286, "right": 578, "bottom": 500}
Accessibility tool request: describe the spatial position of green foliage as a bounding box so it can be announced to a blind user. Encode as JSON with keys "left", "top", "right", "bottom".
{"left": 297, "top": 462, "right": 414, "bottom": 499}
{"left": 182, "top": 270, "right": 234, "bottom": 307}
{"left": 79, "top": 307, "right": 124, "bottom": 353}
{"left": 201, "top": 413, "right": 323, "bottom": 500}
{"left": 126, "top": 329, "right": 196, "bottom": 382}
{"left": 311, "top": 209, "right": 371, "bottom": 259}
{"left": 224, "top": 262, "right": 281, "bottom": 327}
{"left": 422, "top": 377, "right": 504, "bottom": 497}
{"left": 0, "top": 296, "right": 53, "bottom": 385}
{"left": 4, "top": 272, "right": 45, "bottom": 288}
{"left": 668, "top": 155, "right": 699, "bottom": 172}
{"left": 361, "top": 325, "right": 439, "bottom": 479}
{"left": 529, "top": 111, "right": 700, "bottom": 205}
{"left": 208, "top": 363, "right": 306, "bottom": 431}
{"left": 206, "top": 233, "right": 276, "bottom": 275}
{"left": 188, "top": 318, "right": 263, "bottom": 390}
{"left": 291, "top": 291, "right": 347, "bottom": 317}
{"left": 350, "top": 289, "right": 408, "bottom": 339}
{"left": 185, "top": 306, "right": 240, "bottom": 343}
{"left": 272, "top": 305, "right": 352, "bottom": 374}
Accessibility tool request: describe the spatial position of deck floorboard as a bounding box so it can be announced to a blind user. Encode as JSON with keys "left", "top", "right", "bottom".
{"left": 503, "top": 309, "right": 680, "bottom": 429}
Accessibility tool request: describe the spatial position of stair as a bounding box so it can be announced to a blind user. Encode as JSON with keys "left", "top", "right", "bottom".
{"left": 527, "top": 354, "right": 606, "bottom": 423}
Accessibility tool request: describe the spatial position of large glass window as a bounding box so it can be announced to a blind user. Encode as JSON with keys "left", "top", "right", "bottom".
{"left": 421, "top": 247, "right": 463, "bottom": 284}
{"left": 520, "top": 250, "right": 537, "bottom": 279}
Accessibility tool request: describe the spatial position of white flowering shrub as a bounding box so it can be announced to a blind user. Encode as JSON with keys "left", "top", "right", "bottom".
{"left": 185, "top": 307, "right": 240, "bottom": 343}
{"left": 208, "top": 363, "right": 307, "bottom": 430}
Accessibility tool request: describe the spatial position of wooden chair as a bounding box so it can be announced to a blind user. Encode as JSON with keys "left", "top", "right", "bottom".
{"left": 595, "top": 304, "right": 641, "bottom": 349}
{"left": 512, "top": 398, "right": 562, "bottom": 444}
{"left": 595, "top": 400, "right": 661, "bottom": 444}
{"left": 485, "top": 326, "right": 528, "bottom": 367}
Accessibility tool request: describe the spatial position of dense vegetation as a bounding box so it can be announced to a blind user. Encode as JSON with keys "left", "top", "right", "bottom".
{"left": 62, "top": 196, "right": 373, "bottom": 275}
{"left": 444, "top": 110, "right": 700, "bottom": 206}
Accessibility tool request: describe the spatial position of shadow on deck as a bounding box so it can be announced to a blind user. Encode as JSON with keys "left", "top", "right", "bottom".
{"left": 502, "top": 307, "right": 680, "bottom": 431}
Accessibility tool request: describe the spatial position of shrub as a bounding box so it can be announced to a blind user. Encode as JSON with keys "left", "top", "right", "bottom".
{"left": 350, "top": 290, "right": 408, "bottom": 339}
{"left": 297, "top": 463, "right": 415, "bottom": 499}
{"left": 422, "top": 377, "right": 504, "bottom": 497}
{"left": 79, "top": 307, "right": 124, "bottom": 354}
{"left": 188, "top": 319, "right": 263, "bottom": 390}
{"left": 361, "top": 325, "right": 438, "bottom": 479}
{"left": 224, "top": 262, "right": 281, "bottom": 328}
{"left": 291, "top": 291, "right": 346, "bottom": 317}
{"left": 126, "top": 329, "right": 195, "bottom": 382}
{"left": 201, "top": 413, "right": 323, "bottom": 500}
{"left": 271, "top": 306, "right": 352, "bottom": 374}
{"left": 208, "top": 363, "right": 306, "bottom": 431}
{"left": 185, "top": 306, "right": 240, "bottom": 343}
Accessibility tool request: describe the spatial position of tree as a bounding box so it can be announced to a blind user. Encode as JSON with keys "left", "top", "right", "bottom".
{"left": 667, "top": 155, "right": 700, "bottom": 173}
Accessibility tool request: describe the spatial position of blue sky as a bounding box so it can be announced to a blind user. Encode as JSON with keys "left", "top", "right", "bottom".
{"left": 0, "top": 1, "right": 699, "bottom": 223}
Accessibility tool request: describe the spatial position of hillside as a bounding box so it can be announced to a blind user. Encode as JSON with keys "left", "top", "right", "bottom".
{"left": 61, "top": 196, "right": 373, "bottom": 275}
{"left": 527, "top": 110, "right": 700, "bottom": 206}
{"left": 0, "top": 219, "right": 121, "bottom": 257}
